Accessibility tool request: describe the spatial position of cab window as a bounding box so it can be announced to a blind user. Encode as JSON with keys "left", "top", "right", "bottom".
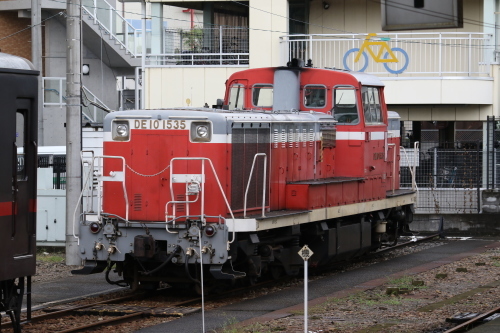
{"left": 362, "top": 86, "right": 383, "bottom": 125}
{"left": 229, "top": 84, "right": 245, "bottom": 109}
{"left": 252, "top": 84, "right": 273, "bottom": 107}
{"left": 333, "top": 86, "right": 359, "bottom": 124}
{"left": 304, "top": 85, "right": 326, "bottom": 108}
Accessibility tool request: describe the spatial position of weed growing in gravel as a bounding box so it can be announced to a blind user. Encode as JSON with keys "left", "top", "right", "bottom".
{"left": 215, "top": 317, "right": 274, "bottom": 333}
{"left": 387, "top": 275, "right": 427, "bottom": 290}
{"left": 36, "top": 248, "right": 65, "bottom": 263}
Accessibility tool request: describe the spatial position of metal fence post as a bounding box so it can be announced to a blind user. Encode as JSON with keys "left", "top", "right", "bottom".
{"left": 477, "top": 141, "right": 481, "bottom": 213}
{"left": 433, "top": 147, "right": 438, "bottom": 188}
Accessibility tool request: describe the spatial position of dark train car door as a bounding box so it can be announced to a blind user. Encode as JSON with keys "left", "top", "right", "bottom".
{"left": 13, "top": 100, "right": 37, "bottom": 257}
{"left": 0, "top": 68, "right": 38, "bottom": 281}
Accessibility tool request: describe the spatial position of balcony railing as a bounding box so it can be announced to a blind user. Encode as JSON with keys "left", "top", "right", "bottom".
{"left": 280, "top": 32, "right": 493, "bottom": 77}
{"left": 43, "top": 77, "right": 110, "bottom": 124}
{"left": 147, "top": 27, "right": 249, "bottom": 67}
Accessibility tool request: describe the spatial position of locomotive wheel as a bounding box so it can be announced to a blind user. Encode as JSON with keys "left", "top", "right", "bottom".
{"left": 0, "top": 278, "right": 25, "bottom": 333}
{"left": 270, "top": 266, "right": 284, "bottom": 280}
{"left": 138, "top": 281, "right": 160, "bottom": 290}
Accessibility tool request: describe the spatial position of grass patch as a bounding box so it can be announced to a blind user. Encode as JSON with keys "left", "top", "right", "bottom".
{"left": 387, "top": 275, "right": 426, "bottom": 290}
{"left": 212, "top": 316, "right": 276, "bottom": 333}
{"left": 37, "top": 248, "right": 65, "bottom": 263}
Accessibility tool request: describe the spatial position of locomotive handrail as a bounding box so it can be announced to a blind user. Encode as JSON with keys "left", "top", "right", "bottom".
{"left": 243, "top": 153, "right": 268, "bottom": 218}
{"left": 95, "top": 156, "right": 129, "bottom": 222}
{"left": 165, "top": 195, "right": 201, "bottom": 234}
{"left": 388, "top": 143, "right": 396, "bottom": 194}
{"left": 81, "top": 150, "right": 96, "bottom": 214}
{"left": 71, "top": 150, "right": 100, "bottom": 245}
{"left": 412, "top": 142, "right": 419, "bottom": 192}
{"left": 400, "top": 142, "right": 420, "bottom": 193}
{"left": 168, "top": 157, "right": 236, "bottom": 246}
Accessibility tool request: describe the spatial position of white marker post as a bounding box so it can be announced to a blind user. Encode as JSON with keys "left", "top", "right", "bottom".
{"left": 298, "top": 245, "right": 314, "bottom": 333}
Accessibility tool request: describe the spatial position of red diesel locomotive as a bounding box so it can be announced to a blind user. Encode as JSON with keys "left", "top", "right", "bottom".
{"left": 75, "top": 61, "right": 416, "bottom": 289}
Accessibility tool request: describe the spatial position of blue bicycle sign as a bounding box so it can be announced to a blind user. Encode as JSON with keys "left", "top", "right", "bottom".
{"left": 343, "top": 33, "right": 409, "bottom": 74}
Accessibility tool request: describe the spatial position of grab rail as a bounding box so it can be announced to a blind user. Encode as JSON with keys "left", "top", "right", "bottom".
{"left": 243, "top": 153, "right": 267, "bottom": 218}
{"left": 95, "top": 155, "right": 129, "bottom": 221}
{"left": 167, "top": 157, "right": 236, "bottom": 246}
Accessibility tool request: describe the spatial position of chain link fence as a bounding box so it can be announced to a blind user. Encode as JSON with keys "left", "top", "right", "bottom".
{"left": 486, "top": 116, "right": 500, "bottom": 189}
{"left": 401, "top": 142, "right": 482, "bottom": 214}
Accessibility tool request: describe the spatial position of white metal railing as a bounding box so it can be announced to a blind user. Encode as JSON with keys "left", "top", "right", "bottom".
{"left": 82, "top": 0, "right": 140, "bottom": 57}
{"left": 43, "top": 77, "right": 110, "bottom": 123}
{"left": 147, "top": 26, "right": 249, "bottom": 67}
{"left": 280, "top": 32, "right": 493, "bottom": 77}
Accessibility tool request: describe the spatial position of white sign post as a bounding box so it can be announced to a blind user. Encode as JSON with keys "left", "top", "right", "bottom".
{"left": 298, "top": 245, "right": 314, "bottom": 333}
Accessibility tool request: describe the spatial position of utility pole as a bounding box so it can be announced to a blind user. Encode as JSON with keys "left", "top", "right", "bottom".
{"left": 66, "top": 0, "right": 82, "bottom": 265}
{"left": 31, "top": 0, "right": 43, "bottom": 145}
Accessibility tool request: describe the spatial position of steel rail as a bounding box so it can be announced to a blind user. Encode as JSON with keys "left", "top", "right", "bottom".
{"left": 55, "top": 311, "right": 145, "bottom": 333}
{"left": 443, "top": 305, "right": 500, "bottom": 333}
{"left": 2, "top": 291, "right": 145, "bottom": 330}
{"left": 373, "top": 233, "right": 441, "bottom": 256}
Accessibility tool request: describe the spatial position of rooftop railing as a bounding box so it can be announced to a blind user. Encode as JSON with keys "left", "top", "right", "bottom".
{"left": 280, "top": 32, "right": 493, "bottom": 77}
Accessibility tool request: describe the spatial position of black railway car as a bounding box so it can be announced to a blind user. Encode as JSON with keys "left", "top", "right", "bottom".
{"left": 0, "top": 53, "right": 38, "bottom": 332}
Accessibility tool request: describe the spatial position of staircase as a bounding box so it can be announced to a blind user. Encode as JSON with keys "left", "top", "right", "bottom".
{"left": 81, "top": 0, "right": 141, "bottom": 70}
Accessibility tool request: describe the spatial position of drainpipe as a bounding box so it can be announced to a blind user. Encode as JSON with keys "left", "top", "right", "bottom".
{"left": 183, "top": 8, "right": 195, "bottom": 29}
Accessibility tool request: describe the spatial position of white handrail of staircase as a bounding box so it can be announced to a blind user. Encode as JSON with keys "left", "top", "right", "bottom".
{"left": 82, "top": 0, "right": 138, "bottom": 57}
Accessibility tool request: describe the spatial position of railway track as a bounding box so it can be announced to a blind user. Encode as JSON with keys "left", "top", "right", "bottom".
{"left": 1, "top": 275, "right": 288, "bottom": 332}
{"left": 443, "top": 305, "right": 500, "bottom": 333}
{"left": 1, "top": 234, "right": 442, "bottom": 332}
{"left": 4, "top": 290, "right": 200, "bottom": 333}
{"left": 373, "top": 233, "right": 442, "bottom": 255}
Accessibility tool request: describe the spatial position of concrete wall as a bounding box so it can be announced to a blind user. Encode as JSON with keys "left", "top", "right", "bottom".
{"left": 42, "top": 18, "right": 120, "bottom": 145}
{"left": 146, "top": 67, "right": 240, "bottom": 108}
{"left": 412, "top": 214, "right": 500, "bottom": 236}
{"left": 44, "top": 19, "right": 119, "bottom": 109}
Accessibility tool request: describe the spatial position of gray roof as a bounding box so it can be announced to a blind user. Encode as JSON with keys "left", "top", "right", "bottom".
{"left": 0, "top": 52, "right": 35, "bottom": 70}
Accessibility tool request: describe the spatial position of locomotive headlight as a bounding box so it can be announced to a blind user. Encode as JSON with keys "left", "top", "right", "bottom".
{"left": 191, "top": 122, "right": 212, "bottom": 142}
{"left": 116, "top": 124, "right": 128, "bottom": 136}
{"left": 196, "top": 125, "right": 209, "bottom": 138}
{"left": 112, "top": 120, "right": 130, "bottom": 141}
